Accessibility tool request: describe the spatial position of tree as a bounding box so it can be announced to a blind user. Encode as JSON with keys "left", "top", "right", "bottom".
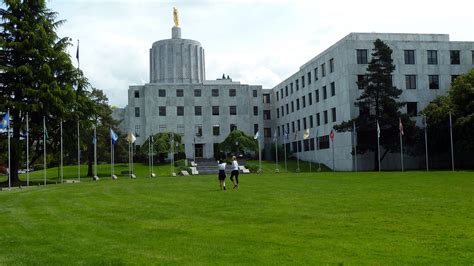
{"left": 219, "top": 130, "right": 257, "bottom": 157}
{"left": 334, "top": 39, "right": 417, "bottom": 170}
{"left": 0, "top": 0, "right": 81, "bottom": 184}
{"left": 138, "top": 132, "right": 184, "bottom": 163}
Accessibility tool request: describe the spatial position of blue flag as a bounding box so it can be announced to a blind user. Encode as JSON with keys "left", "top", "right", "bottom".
{"left": 110, "top": 129, "right": 118, "bottom": 144}
{"left": 0, "top": 112, "right": 8, "bottom": 129}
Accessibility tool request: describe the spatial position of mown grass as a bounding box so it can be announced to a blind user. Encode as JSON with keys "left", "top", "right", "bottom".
{"left": 0, "top": 164, "right": 472, "bottom": 264}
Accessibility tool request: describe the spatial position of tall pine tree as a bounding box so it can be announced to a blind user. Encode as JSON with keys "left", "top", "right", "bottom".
{"left": 334, "top": 39, "right": 417, "bottom": 170}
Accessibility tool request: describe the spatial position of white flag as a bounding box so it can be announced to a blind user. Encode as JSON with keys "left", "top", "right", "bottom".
{"left": 303, "top": 128, "right": 310, "bottom": 140}
{"left": 127, "top": 132, "right": 136, "bottom": 143}
{"left": 273, "top": 130, "right": 277, "bottom": 142}
{"left": 377, "top": 121, "right": 380, "bottom": 139}
{"left": 254, "top": 131, "right": 260, "bottom": 140}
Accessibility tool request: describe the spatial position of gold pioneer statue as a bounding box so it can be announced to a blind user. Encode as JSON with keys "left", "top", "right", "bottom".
{"left": 173, "top": 7, "right": 179, "bottom": 27}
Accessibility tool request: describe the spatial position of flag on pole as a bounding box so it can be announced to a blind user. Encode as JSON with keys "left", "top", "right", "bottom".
{"left": 377, "top": 121, "right": 381, "bottom": 138}
{"left": 92, "top": 135, "right": 97, "bottom": 144}
{"left": 76, "top": 40, "right": 80, "bottom": 65}
{"left": 273, "top": 130, "right": 277, "bottom": 142}
{"left": 294, "top": 130, "right": 298, "bottom": 140}
{"left": 110, "top": 129, "right": 118, "bottom": 144}
{"left": 126, "top": 132, "right": 136, "bottom": 143}
{"left": 330, "top": 129, "right": 334, "bottom": 141}
{"left": 399, "top": 118, "right": 404, "bottom": 136}
{"left": 284, "top": 129, "right": 289, "bottom": 141}
{"left": 0, "top": 111, "right": 8, "bottom": 129}
{"left": 254, "top": 131, "right": 260, "bottom": 140}
{"left": 303, "top": 128, "right": 310, "bottom": 140}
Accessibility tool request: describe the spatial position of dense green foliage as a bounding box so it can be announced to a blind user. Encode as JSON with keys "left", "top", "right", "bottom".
{"left": 335, "top": 39, "right": 417, "bottom": 169}
{"left": 219, "top": 130, "right": 258, "bottom": 156}
{"left": 138, "top": 132, "right": 184, "bottom": 162}
{"left": 0, "top": 165, "right": 472, "bottom": 264}
{"left": 421, "top": 69, "right": 474, "bottom": 158}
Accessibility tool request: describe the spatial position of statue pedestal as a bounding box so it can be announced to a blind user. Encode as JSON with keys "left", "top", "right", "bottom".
{"left": 172, "top": 26, "right": 181, "bottom": 39}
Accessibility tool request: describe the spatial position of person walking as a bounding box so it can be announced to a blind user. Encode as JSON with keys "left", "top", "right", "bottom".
{"left": 218, "top": 160, "right": 227, "bottom": 190}
{"left": 230, "top": 156, "right": 239, "bottom": 189}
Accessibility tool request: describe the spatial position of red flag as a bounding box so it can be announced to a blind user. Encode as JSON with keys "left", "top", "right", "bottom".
{"left": 330, "top": 129, "right": 334, "bottom": 141}
{"left": 399, "top": 118, "right": 404, "bottom": 136}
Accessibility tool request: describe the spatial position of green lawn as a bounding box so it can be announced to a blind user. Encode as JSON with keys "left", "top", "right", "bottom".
{"left": 0, "top": 164, "right": 472, "bottom": 264}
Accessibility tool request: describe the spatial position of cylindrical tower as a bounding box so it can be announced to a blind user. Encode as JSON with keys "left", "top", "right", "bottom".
{"left": 149, "top": 26, "right": 205, "bottom": 84}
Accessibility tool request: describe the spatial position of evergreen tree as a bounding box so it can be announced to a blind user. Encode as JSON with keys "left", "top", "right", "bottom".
{"left": 334, "top": 39, "right": 417, "bottom": 170}
{"left": 219, "top": 130, "right": 257, "bottom": 157}
{"left": 0, "top": 0, "right": 82, "bottom": 184}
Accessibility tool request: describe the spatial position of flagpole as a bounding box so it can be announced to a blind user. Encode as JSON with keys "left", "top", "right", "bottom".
{"left": 43, "top": 116, "right": 46, "bottom": 185}
{"left": 275, "top": 136, "right": 278, "bottom": 172}
{"left": 60, "top": 119, "right": 63, "bottom": 183}
{"left": 110, "top": 130, "right": 113, "bottom": 178}
{"left": 424, "top": 116, "right": 429, "bottom": 172}
{"left": 148, "top": 135, "right": 151, "bottom": 177}
{"left": 449, "top": 112, "right": 454, "bottom": 171}
{"left": 77, "top": 120, "right": 80, "bottom": 182}
{"left": 399, "top": 118, "right": 404, "bottom": 172}
{"left": 94, "top": 125, "right": 97, "bottom": 178}
{"left": 377, "top": 123, "right": 381, "bottom": 172}
{"left": 296, "top": 133, "right": 300, "bottom": 172}
{"left": 26, "top": 112, "right": 29, "bottom": 187}
{"left": 258, "top": 138, "right": 262, "bottom": 173}
{"left": 284, "top": 137, "right": 287, "bottom": 172}
{"left": 317, "top": 133, "right": 321, "bottom": 171}
{"left": 353, "top": 121, "right": 357, "bottom": 172}
{"left": 7, "top": 109, "right": 10, "bottom": 189}
{"left": 332, "top": 136, "right": 335, "bottom": 172}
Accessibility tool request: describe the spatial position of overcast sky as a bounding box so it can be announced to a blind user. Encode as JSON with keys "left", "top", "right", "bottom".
{"left": 50, "top": 0, "right": 474, "bottom": 107}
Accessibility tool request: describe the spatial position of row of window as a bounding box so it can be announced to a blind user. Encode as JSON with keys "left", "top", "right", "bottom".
{"left": 358, "top": 102, "right": 418, "bottom": 117}
{"left": 357, "top": 74, "right": 459, "bottom": 90}
{"left": 276, "top": 82, "right": 336, "bottom": 118}
{"left": 134, "top": 106, "right": 272, "bottom": 119}
{"left": 276, "top": 58, "right": 335, "bottom": 102}
{"left": 134, "top": 89, "right": 262, "bottom": 99}
{"left": 357, "top": 49, "right": 473, "bottom": 65}
{"left": 277, "top": 108, "right": 337, "bottom": 138}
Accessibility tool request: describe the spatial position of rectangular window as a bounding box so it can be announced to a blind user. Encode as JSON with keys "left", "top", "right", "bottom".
{"left": 315, "top": 89, "right": 319, "bottom": 102}
{"left": 213, "top": 125, "right": 220, "bottom": 136}
{"left": 134, "top": 107, "right": 140, "bottom": 117}
{"left": 297, "top": 119, "right": 301, "bottom": 131}
{"left": 450, "top": 50, "right": 460, "bottom": 64}
{"left": 308, "top": 72, "right": 311, "bottom": 85}
{"left": 230, "top": 124, "right": 237, "bottom": 132}
{"left": 253, "top": 106, "right": 258, "bottom": 116}
{"left": 276, "top": 91, "right": 279, "bottom": 101}
{"left": 324, "top": 110, "right": 328, "bottom": 124}
{"left": 329, "top": 58, "right": 334, "bottom": 73}
{"left": 135, "top": 125, "right": 140, "bottom": 137}
{"left": 331, "top": 107, "right": 336, "bottom": 122}
{"left": 176, "top": 89, "right": 184, "bottom": 97}
{"left": 407, "top": 102, "right": 418, "bottom": 117}
{"left": 429, "top": 75, "right": 439, "bottom": 89}
{"left": 404, "top": 50, "right": 415, "bottom": 64}
{"left": 159, "top": 106, "right": 166, "bottom": 116}
{"left": 177, "top": 124, "right": 184, "bottom": 136}
{"left": 296, "top": 99, "right": 300, "bottom": 110}
{"left": 263, "top": 110, "right": 271, "bottom": 120}
{"left": 302, "top": 96, "right": 306, "bottom": 108}
{"left": 302, "top": 76, "right": 305, "bottom": 88}
{"left": 291, "top": 101, "right": 294, "bottom": 112}
{"left": 229, "top": 89, "right": 236, "bottom": 97}
{"left": 303, "top": 117, "right": 307, "bottom": 129}
{"left": 285, "top": 86, "right": 288, "bottom": 96}
{"left": 263, "top": 94, "right": 271, "bottom": 104}
{"left": 212, "top": 106, "right": 219, "bottom": 115}
{"left": 308, "top": 93, "right": 313, "bottom": 105}
{"left": 195, "top": 106, "right": 202, "bottom": 116}
{"left": 290, "top": 83, "right": 294, "bottom": 94}
{"left": 159, "top": 89, "right": 166, "bottom": 97}
{"left": 264, "top": 128, "right": 271, "bottom": 138}
{"left": 356, "top": 49, "right": 368, "bottom": 64}
{"left": 405, "top": 75, "right": 417, "bottom": 89}
{"left": 427, "top": 50, "right": 438, "bottom": 65}
{"left": 195, "top": 125, "right": 203, "bottom": 137}
{"left": 321, "top": 63, "right": 326, "bottom": 77}
{"left": 472, "top": 51, "right": 474, "bottom": 64}
{"left": 286, "top": 103, "right": 289, "bottom": 114}
{"left": 194, "top": 89, "right": 201, "bottom": 97}
{"left": 330, "top": 82, "right": 335, "bottom": 96}
{"left": 253, "top": 90, "right": 257, "bottom": 97}
{"left": 323, "top": 86, "right": 327, "bottom": 99}
{"left": 177, "top": 106, "right": 184, "bottom": 116}
{"left": 303, "top": 139, "right": 310, "bottom": 152}
{"left": 280, "top": 88, "right": 283, "bottom": 99}
{"left": 314, "top": 67, "right": 319, "bottom": 81}
{"left": 291, "top": 121, "right": 295, "bottom": 133}
{"left": 281, "top": 106, "right": 284, "bottom": 117}
{"left": 212, "top": 89, "right": 219, "bottom": 97}
{"left": 316, "top": 113, "right": 320, "bottom": 126}
{"left": 318, "top": 135, "right": 330, "bottom": 150}
{"left": 254, "top": 124, "right": 259, "bottom": 134}
{"left": 357, "top": 75, "right": 366, "bottom": 90}
{"left": 229, "top": 105, "right": 237, "bottom": 115}
{"left": 134, "top": 90, "right": 139, "bottom": 98}
{"left": 309, "top": 115, "right": 314, "bottom": 128}
{"left": 296, "top": 79, "right": 299, "bottom": 91}
{"left": 277, "top": 108, "right": 280, "bottom": 118}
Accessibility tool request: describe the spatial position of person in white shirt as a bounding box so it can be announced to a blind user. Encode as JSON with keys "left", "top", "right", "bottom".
{"left": 217, "top": 160, "right": 227, "bottom": 190}
{"left": 230, "top": 156, "right": 239, "bottom": 189}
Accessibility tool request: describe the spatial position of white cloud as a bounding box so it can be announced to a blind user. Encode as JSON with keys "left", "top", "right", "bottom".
{"left": 49, "top": 0, "right": 474, "bottom": 107}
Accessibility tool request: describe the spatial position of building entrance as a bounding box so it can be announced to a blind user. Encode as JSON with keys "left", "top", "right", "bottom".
{"left": 195, "top": 144, "right": 204, "bottom": 159}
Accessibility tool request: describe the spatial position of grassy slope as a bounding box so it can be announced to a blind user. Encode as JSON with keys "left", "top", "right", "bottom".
{"left": 0, "top": 165, "right": 472, "bottom": 264}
